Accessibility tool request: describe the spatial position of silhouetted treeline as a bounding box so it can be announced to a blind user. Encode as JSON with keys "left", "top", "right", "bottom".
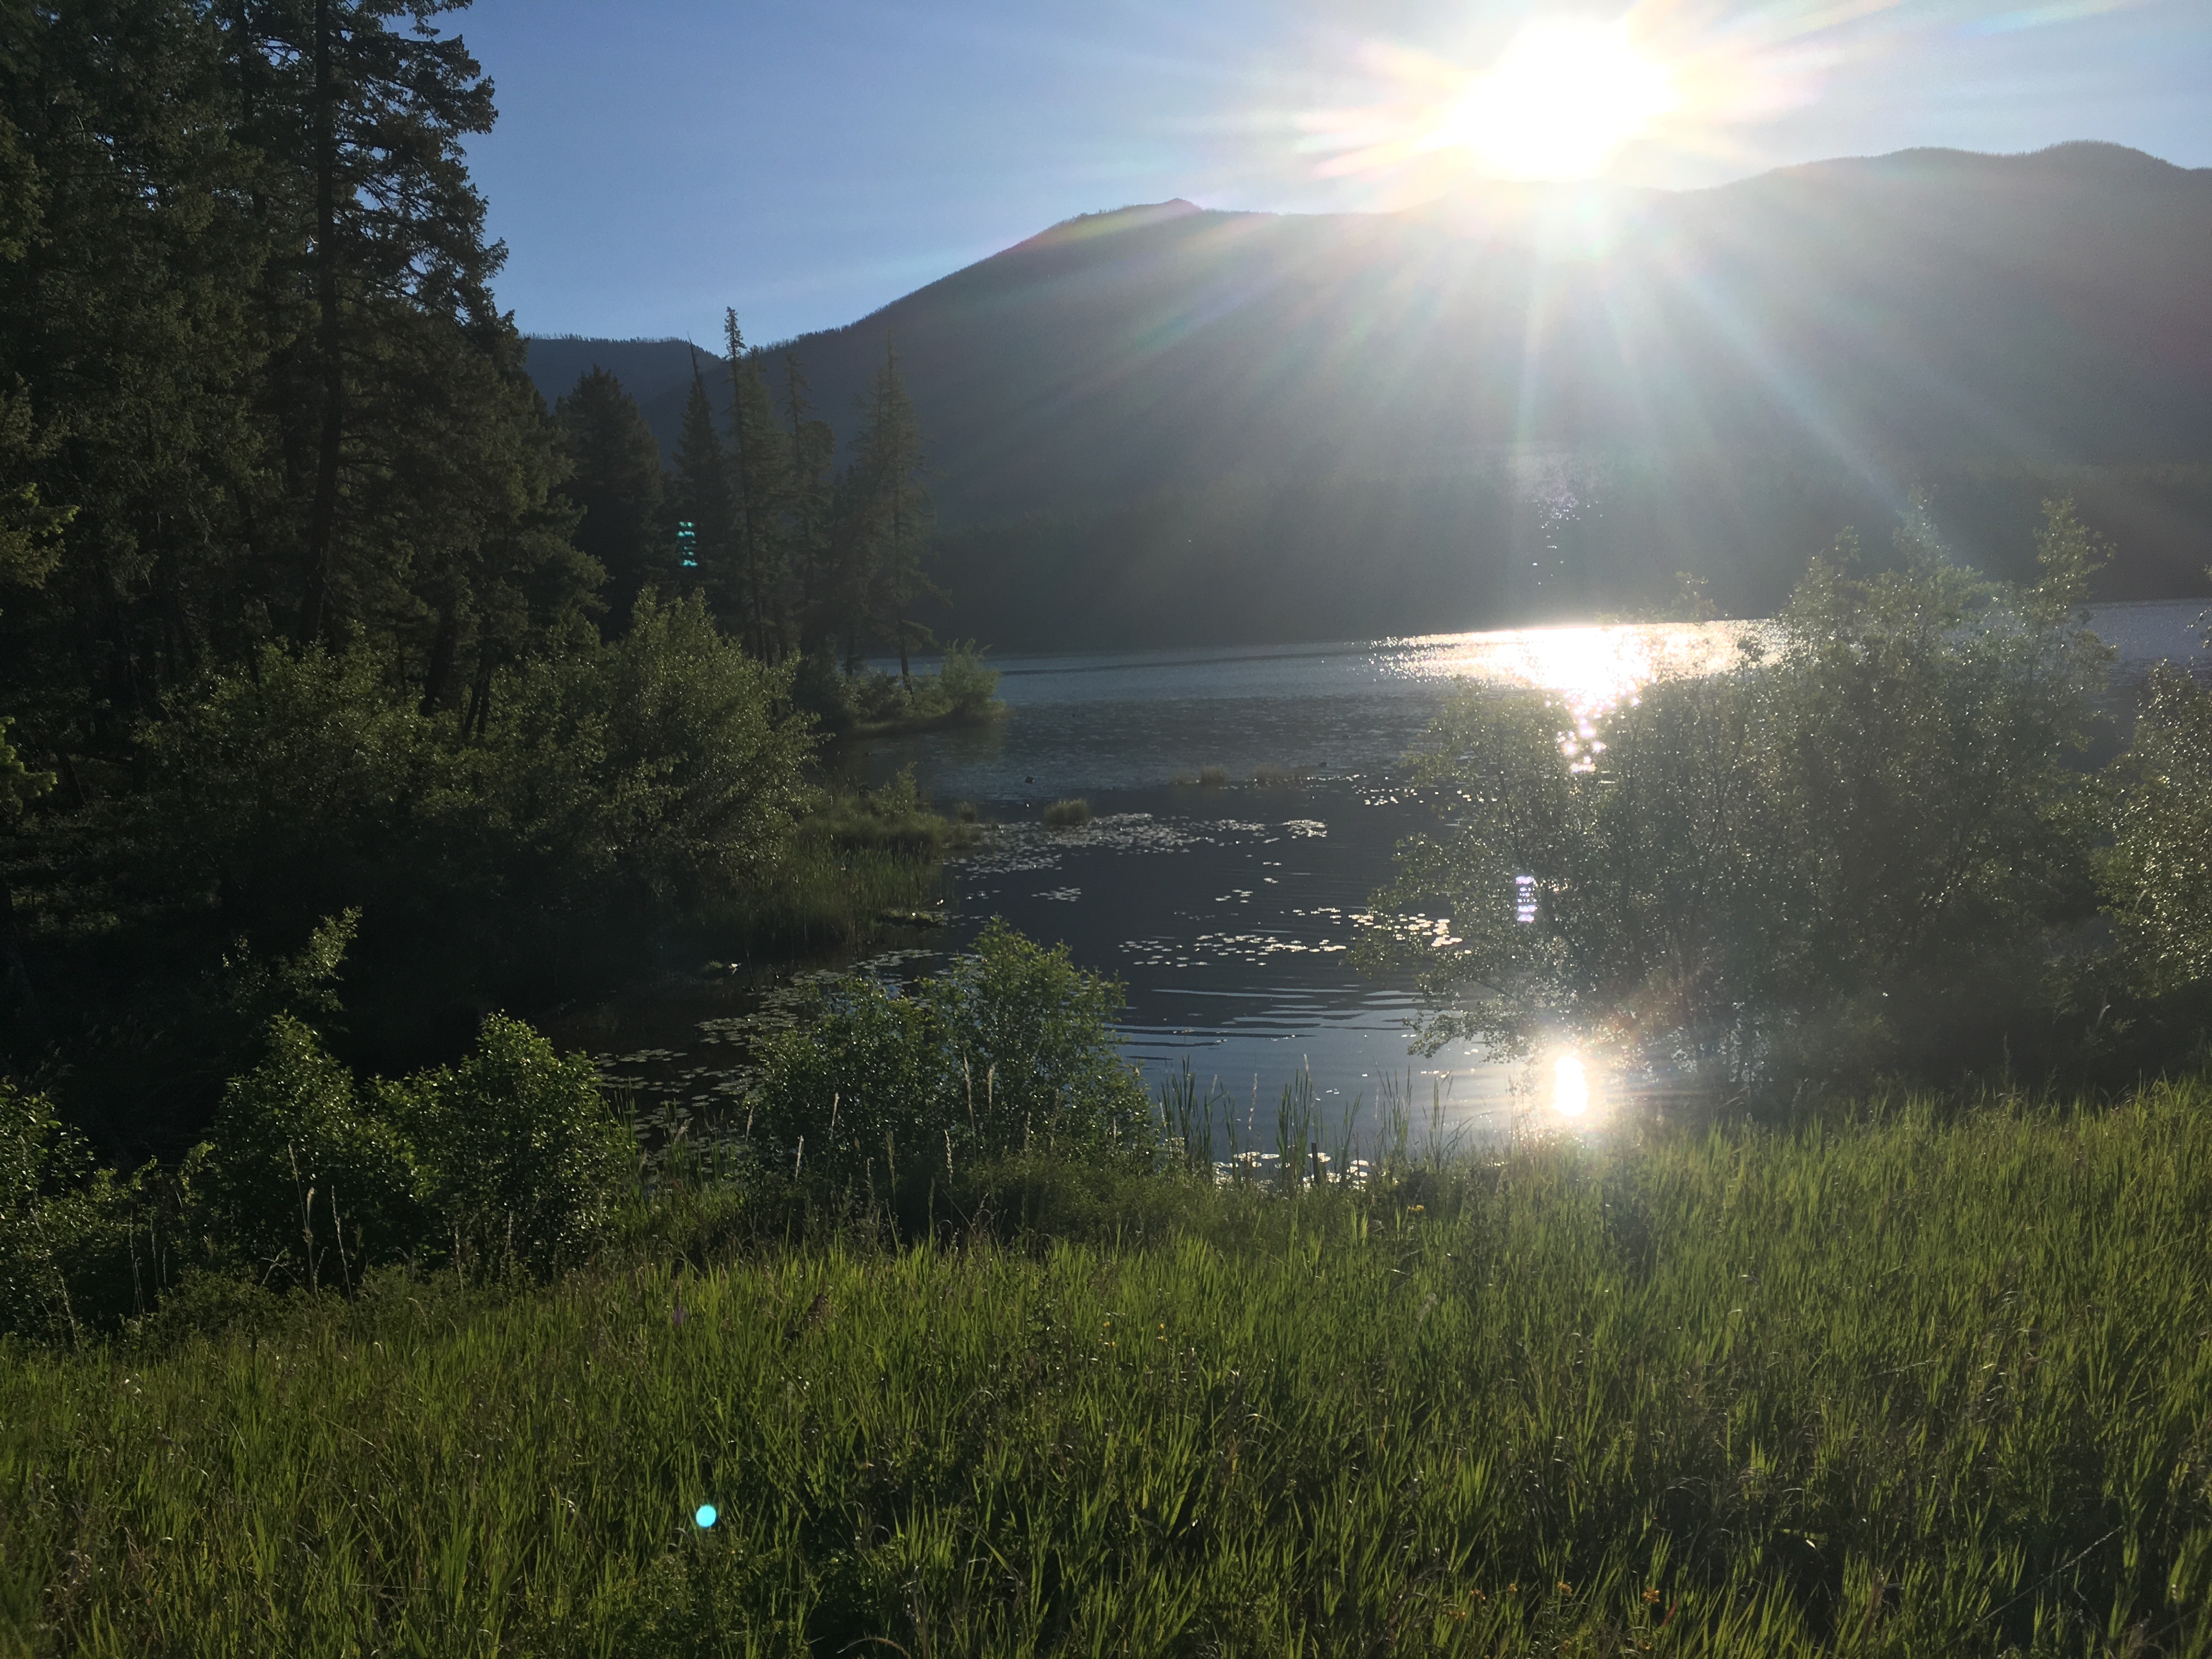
{"left": 915, "top": 458, "right": 2212, "bottom": 650}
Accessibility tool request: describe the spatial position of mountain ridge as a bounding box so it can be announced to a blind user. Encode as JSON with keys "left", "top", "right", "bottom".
{"left": 528, "top": 142, "right": 2212, "bottom": 646}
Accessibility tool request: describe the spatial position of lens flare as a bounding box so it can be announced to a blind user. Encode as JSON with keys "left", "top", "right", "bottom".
{"left": 1439, "top": 20, "right": 1677, "bottom": 181}
{"left": 694, "top": 1503, "right": 718, "bottom": 1528}
{"left": 1554, "top": 1054, "right": 1590, "bottom": 1118}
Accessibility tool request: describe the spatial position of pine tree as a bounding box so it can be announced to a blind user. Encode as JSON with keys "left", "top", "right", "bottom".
{"left": 0, "top": 0, "right": 273, "bottom": 740}
{"left": 780, "top": 350, "right": 837, "bottom": 652}
{"left": 721, "top": 309, "right": 791, "bottom": 659}
{"left": 667, "top": 368, "right": 731, "bottom": 608}
{"left": 556, "top": 366, "right": 665, "bottom": 635}
{"left": 225, "top": 0, "right": 507, "bottom": 648}
{"left": 850, "top": 335, "right": 934, "bottom": 682}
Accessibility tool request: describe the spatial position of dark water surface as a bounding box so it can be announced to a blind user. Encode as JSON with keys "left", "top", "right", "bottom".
{"left": 573, "top": 602, "right": 2208, "bottom": 1143}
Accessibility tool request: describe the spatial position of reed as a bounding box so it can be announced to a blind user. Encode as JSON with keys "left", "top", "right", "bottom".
{"left": 1041, "top": 797, "right": 1092, "bottom": 827}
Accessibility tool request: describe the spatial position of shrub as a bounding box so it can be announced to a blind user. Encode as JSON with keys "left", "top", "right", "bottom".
{"left": 201, "top": 1013, "right": 630, "bottom": 1283}
{"left": 933, "top": 640, "right": 1000, "bottom": 716}
{"left": 142, "top": 644, "right": 450, "bottom": 934}
{"left": 144, "top": 592, "right": 816, "bottom": 935}
{"left": 203, "top": 1017, "right": 425, "bottom": 1286}
{"left": 1366, "top": 501, "right": 2113, "bottom": 1094}
{"left": 0, "top": 1081, "right": 167, "bottom": 1339}
{"left": 2102, "top": 662, "right": 2212, "bottom": 990}
{"left": 754, "top": 920, "right": 1150, "bottom": 1185}
{"left": 392, "top": 1015, "right": 633, "bottom": 1274}
{"left": 1042, "top": 798, "right": 1091, "bottom": 827}
{"left": 0, "top": 1081, "right": 70, "bottom": 1335}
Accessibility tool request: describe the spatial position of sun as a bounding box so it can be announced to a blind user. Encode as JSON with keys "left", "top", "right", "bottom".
{"left": 1437, "top": 19, "right": 1677, "bottom": 182}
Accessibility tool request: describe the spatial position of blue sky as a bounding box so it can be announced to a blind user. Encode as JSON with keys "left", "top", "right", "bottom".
{"left": 457, "top": 0, "right": 2212, "bottom": 347}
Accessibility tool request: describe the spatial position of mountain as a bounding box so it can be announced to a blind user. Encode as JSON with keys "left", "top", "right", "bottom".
{"left": 529, "top": 144, "right": 2212, "bottom": 647}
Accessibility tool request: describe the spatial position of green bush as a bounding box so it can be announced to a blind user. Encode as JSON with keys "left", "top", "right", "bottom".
{"left": 932, "top": 639, "right": 1000, "bottom": 716}
{"left": 1041, "top": 797, "right": 1091, "bottom": 827}
{"left": 144, "top": 591, "right": 815, "bottom": 935}
{"left": 0, "top": 1081, "right": 71, "bottom": 1336}
{"left": 2103, "top": 661, "right": 2212, "bottom": 991}
{"left": 790, "top": 641, "right": 1001, "bottom": 735}
{"left": 1367, "top": 500, "right": 2113, "bottom": 1094}
{"left": 391, "top": 1014, "right": 633, "bottom": 1274}
{"left": 202, "top": 1017, "right": 425, "bottom": 1287}
{"left": 199, "top": 1013, "right": 630, "bottom": 1284}
{"left": 0, "top": 1081, "right": 164, "bottom": 1339}
{"left": 754, "top": 920, "right": 1150, "bottom": 1186}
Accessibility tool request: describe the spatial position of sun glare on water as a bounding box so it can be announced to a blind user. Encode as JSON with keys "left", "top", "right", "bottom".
{"left": 1437, "top": 20, "right": 1676, "bottom": 181}
{"left": 1553, "top": 1054, "right": 1590, "bottom": 1119}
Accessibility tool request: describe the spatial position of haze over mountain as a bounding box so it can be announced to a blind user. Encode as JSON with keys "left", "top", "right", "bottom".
{"left": 530, "top": 143, "right": 2212, "bottom": 647}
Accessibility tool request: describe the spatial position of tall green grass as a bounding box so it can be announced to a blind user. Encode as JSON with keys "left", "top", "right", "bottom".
{"left": 9, "top": 1082, "right": 2212, "bottom": 1654}
{"left": 699, "top": 778, "right": 957, "bottom": 959}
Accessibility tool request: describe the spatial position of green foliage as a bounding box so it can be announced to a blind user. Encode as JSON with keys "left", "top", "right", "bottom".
{"left": 143, "top": 645, "right": 451, "bottom": 932}
{"left": 203, "top": 1012, "right": 629, "bottom": 1285}
{"left": 1041, "top": 797, "right": 1092, "bottom": 827}
{"left": 12, "top": 1082, "right": 2212, "bottom": 1649}
{"left": 933, "top": 639, "right": 1000, "bottom": 714}
{"left": 1367, "top": 502, "right": 2113, "bottom": 1093}
{"left": 2102, "top": 662, "right": 2212, "bottom": 990}
{"left": 580, "top": 592, "right": 815, "bottom": 905}
{"left": 0, "top": 1080, "right": 72, "bottom": 1337}
{"left": 390, "top": 1015, "right": 632, "bottom": 1274}
{"left": 755, "top": 921, "right": 1150, "bottom": 1185}
{"left": 794, "top": 641, "right": 1002, "bottom": 735}
{"left": 556, "top": 366, "right": 668, "bottom": 633}
{"left": 202, "top": 1018, "right": 424, "bottom": 1288}
{"left": 0, "top": 1079, "right": 178, "bottom": 1341}
{"left": 144, "top": 592, "right": 812, "bottom": 935}
{"left": 0, "top": 715, "right": 49, "bottom": 819}
{"left": 699, "top": 780, "right": 953, "bottom": 960}
{"left": 848, "top": 337, "right": 935, "bottom": 674}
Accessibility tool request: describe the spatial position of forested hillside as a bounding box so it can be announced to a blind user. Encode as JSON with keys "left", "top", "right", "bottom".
{"left": 540, "top": 144, "right": 2212, "bottom": 646}
{"left": 0, "top": 1, "right": 978, "bottom": 1156}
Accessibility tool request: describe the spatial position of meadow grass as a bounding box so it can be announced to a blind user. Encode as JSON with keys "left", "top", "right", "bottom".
{"left": 1042, "top": 798, "right": 1092, "bottom": 828}
{"left": 8, "top": 1081, "right": 2212, "bottom": 1654}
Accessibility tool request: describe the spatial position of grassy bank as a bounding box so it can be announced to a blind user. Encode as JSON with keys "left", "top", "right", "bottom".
{"left": 9, "top": 1080, "right": 2212, "bottom": 1654}
{"left": 699, "top": 777, "right": 966, "bottom": 961}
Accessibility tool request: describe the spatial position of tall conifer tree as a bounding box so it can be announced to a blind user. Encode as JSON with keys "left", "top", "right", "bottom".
{"left": 720, "top": 309, "right": 791, "bottom": 659}
{"left": 556, "top": 366, "right": 664, "bottom": 635}
{"left": 668, "top": 368, "right": 731, "bottom": 606}
{"left": 780, "top": 350, "right": 836, "bottom": 652}
{"left": 851, "top": 335, "right": 933, "bottom": 682}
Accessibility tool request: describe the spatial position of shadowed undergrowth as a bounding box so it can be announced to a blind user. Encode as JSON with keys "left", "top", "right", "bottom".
{"left": 9, "top": 1080, "right": 2212, "bottom": 1654}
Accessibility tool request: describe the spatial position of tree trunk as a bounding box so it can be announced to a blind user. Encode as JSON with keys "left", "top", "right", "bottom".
{"left": 464, "top": 655, "right": 493, "bottom": 739}
{"left": 420, "top": 601, "right": 460, "bottom": 715}
{"left": 0, "top": 862, "right": 42, "bottom": 1053}
{"left": 295, "top": 0, "right": 342, "bottom": 646}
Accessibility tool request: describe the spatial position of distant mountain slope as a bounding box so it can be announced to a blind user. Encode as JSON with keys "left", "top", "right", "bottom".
{"left": 529, "top": 144, "right": 2212, "bottom": 645}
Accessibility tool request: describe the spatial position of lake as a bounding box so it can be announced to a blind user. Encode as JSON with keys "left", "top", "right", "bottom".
{"left": 581, "top": 600, "right": 2208, "bottom": 1146}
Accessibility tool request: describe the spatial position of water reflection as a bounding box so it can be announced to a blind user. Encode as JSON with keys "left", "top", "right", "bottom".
{"left": 575, "top": 603, "right": 2205, "bottom": 1150}
{"left": 1381, "top": 622, "right": 1758, "bottom": 712}
{"left": 1553, "top": 1053, "right": 1591, "bottom": 1119}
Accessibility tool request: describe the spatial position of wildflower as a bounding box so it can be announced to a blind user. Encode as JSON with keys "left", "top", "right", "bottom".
{"left": 1643, "top": 1588, "right": 1662, "bottom": 1605}
{"left": 1558, "top": 1580, "right": 1573, "bottom": 1595}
